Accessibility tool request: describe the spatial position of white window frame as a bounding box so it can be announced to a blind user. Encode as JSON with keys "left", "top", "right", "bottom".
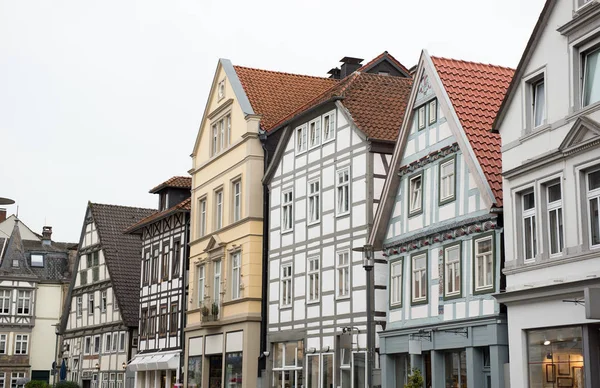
{"left": 281, "top": 189, "right": 294, "bottom": 232}
{"left": 547, "top": 182, "right": 564, "bottom": 256}
{"left": 439, "top": 158, "right": 456, "bottom": 204}
{"left": 307, "top": 257, "right": 320, "bottom": 303}
{"left": 101, "top": 290, "right": 107, "bottom": 313}
{"left": 231, "top": 252, "right": 242, "bottom": 300}
{"left": 336, "top": 251, "right": 350, "bottom": 299}
{"left": 112, "top": 332, "right": 118, "bottom": 352}
{"left": 336, "top": 168, "right": 350, "bottom": 216}
{"left": 522, "top": 190, "right": 537, "bottom": 262}
{"left": 587, "top": 168, "right": 600, "bottom": 248}
{"left": 210, "top": 114, "right": 231, "bottom": 156}
{"left": 14, "top": 334, "right": 28, "bottom": 355}
{"left": 281, "top": 264, "right": 292, "bottom": 307}
{"left": 197, "top": 264, "right": 205, "bottom": 307}
{"left": 232, "top": 180, "right": 241, "bottom": 223}
{"left": 31, "top": 254, "right": 44, "bottom": 267}
{"left": 428, "top": 98, "right": 437, "bottom": 124}
{"left": 295, "top": 124, "right": 307, "bottom": 153}
{"left": 532, "top": 78, "right": 546, "bottom": 128}
{"left": 390, "top": 259, "right": 403, "bottom": 307}
{"left": 119, "top": 332, "right": 126, "bottom": 352}
{"left": 0, "top": 290, "right": 10, "bottom": 315}
{"left": 322, "top": 111, "right": 336, "bottom": 143}
{"left": 444, "top": 244, "right": 461, "bottom": 297}
{"left": 308, "top": 117, "right": 321, "bottom": 149}
{"left": 0, "top": 334, "right": 6, "bottom": 354}
{"left": 217, "top": 79, "right": 225, "bottom": 100}
{"left": 474, "top": 235, "right": 494, "bottom": 292}
{"left": 308, "top": 179, "right": 320, "bottom": 224}
{"left": 417, "top": 105, "right": 426, "bottom": 130}
{"left": 76, "top": 296, "right": 83, "bottom": 317}
{"left": 411, "top": 253, "right": 427, "bottom": 303}
{"left": 408, "top": 174, "right": 423, "bottom": 216}
{"left": 215, "top": 190, "right": 223, "bottom": 230}
{"left": 10, "top": 373, "right": 25, "bottom": 388}
{"left": 104, "top": 333, "right": 111, "bottom": 353}
{"left": 16, "top": 290, "right": 31, "bottom": 316}
{"left": 199, "top": 198, "right": 207, "bottom": 237}
{"left": 213, "top": 260, "right": 221, "bottom": 304}
{"left": 88, "top": 292, "right": 95, "bottom": 314}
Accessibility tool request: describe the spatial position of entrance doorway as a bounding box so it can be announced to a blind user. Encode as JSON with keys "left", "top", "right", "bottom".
{"left": 209, "top": 355, "right": 223, "bottom": 388}
{"left": 82, "top": 380, "right": 91, "bottom": 388}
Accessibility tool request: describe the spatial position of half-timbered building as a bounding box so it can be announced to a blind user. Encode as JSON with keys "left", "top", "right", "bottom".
{"left": 262, "top": 62, "right": 412, "bottom": 388}
{"left": 369, "top": 51, "right": 513, "bottom": 388}
{"left": 124, "top": 177, "right": 191, "bottom": 388}
{"left": 60, "top": 203, "right": 154, "bottom": 388}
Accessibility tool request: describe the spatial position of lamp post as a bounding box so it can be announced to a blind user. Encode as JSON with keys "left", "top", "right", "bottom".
{"left": 53, "top": 323, "right": 60, "bottom": 386}
{"left": 353, "top": 244, "right": 374, "bottom": 388}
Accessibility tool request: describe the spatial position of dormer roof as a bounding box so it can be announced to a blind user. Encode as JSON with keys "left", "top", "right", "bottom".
{"left": 149, "top": 176, "right": 192, "bottom": 194}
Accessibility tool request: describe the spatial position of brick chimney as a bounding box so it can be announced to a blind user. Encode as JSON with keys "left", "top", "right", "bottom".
{"left": 0, "top": 209, "right": 5, "bottom": 223}
{"left": 339, "top": 57, "right": 364, "bottom": 78}
{"left": 42, "top": 226, "right": 52, "bottom": 245}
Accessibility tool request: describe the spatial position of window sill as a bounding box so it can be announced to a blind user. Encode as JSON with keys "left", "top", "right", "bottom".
{"left": 443, "top": 292, "right": 462, "bottom": 301}
{"left": 411, "top": 298, "right": 428, "bottom": 306}
{"left": 281, "top": 229, "right": 294, "bottom": 235}
{"left": 306, "top": 300, "right": 320, "bottom": 305}
{"left": 335, "top": 212, "right": 350, "bottom": 218}
{"left": 408, "top": 210, "right": 423, "bottom": 218}
{"left": 473, "top": 286, "right": 494, "bottom": 295}
{"left": 322, "top": 137, "right": 335, "bottom": 145}
{"left": 439, "top": 197, "right": 456, "bottom": 207}
{"left": 296, "top": 149, "right": 307, "bottom": 156}
{"left": 307, "top": 220, "right": 320, "bottom": 227}
{"left": 309, "top": 143, "right": 320, "bottom": 151}
{"left": 389, "top": 303, "right": 403, "bottom": 310}
{"left": 279, "top": 305, "right": 292, "bottom": 310}
{"left": 336, "top": 295, "right": 350, "bottom": 301}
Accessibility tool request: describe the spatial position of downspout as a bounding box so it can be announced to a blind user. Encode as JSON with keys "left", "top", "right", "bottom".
{"left": 179, "top": 214, "right": 190, "bottom": 383}
{"left": 258, "top": 130, "right": 269, "bottom": 379}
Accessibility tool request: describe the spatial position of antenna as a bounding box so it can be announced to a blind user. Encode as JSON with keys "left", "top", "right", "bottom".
{"left": 16, "top": 205, "right": 18, "bottom": 218}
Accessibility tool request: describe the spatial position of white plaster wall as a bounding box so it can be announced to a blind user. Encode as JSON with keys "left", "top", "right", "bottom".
{"left": 31, "top": 284, "right": 63, "bottom": 370}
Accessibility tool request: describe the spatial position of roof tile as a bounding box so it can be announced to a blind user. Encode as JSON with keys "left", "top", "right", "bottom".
{"left": 124, "top": 198, "right": 191, "bottom": 233}
{"left": 150, "top": 176, "right": 191, "bottom": 193}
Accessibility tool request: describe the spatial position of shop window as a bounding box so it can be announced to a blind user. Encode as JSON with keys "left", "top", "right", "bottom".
{"left": 272, "top": 341, "right": 303, "bottom": 387}
{"left": 225, "top": 352, "right": 242, "bottom": 388}
{"left": 187, "top": 356, "right": 202, "bottom": 388}
{"left": 445, "top": 351, "right": 467, "bottom": 387}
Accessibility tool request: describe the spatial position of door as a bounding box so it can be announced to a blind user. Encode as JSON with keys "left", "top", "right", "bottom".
{"left": 209, "top": 355, "right": 223, "bottom": 388}
{"left": 82, "top": 380, "right": 91, "bottom": 388}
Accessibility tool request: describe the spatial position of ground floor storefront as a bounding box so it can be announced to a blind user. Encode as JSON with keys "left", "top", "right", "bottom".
{"left": 379, "top": 317, "right": 508, "bottom": 388}
{"left": 184, "top": 321, "right": 260, "bottom": 388}
{"left": 128, "top": 350, "right": 180, "bottom": 388}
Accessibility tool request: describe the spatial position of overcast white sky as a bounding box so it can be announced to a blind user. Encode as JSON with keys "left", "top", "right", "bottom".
{"left": 0, "top": 0, "right": 545, "bottom": 242}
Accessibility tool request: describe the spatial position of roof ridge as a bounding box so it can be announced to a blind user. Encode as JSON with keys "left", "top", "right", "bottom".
{"left": 89, "top": 202, "right": 156, "bottom": 212}
{"left": 233, "top": 65, "right": 335, "bottom": 81}
{"left": 430, "top": 55, "right": 515, "bottom": 71}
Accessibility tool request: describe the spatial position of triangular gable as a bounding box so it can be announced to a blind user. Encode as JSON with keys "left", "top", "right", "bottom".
{"left": 358, "top": 51, "right": 411, "bottom": 78}
{"left": 559, "top": 116, "right": 600, "bottom": 153}
{"left": 369, "top": 50, "right": 498, "bottom": 249}
{"left": 204, "top": 234, "right": 225, "bottom": 253}
{"left": 191, "top": 59, "right": 255, "bottom": 156}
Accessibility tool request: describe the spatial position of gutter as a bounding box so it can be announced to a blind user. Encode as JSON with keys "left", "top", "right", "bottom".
{"left": 179, "top": 215, "right": 190, "bottom": 383}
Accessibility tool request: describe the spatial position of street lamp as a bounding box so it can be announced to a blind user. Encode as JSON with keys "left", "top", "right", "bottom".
{"left": 53, "top": 323, "right": 61, "bottom": 386}
{"left": 353, "top": 244, "right": 374, "bottom": 388}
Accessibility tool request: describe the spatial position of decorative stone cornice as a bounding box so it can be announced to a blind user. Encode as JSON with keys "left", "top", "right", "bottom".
{"left": 398, "top": 143, "right": 459, "bottom": 176}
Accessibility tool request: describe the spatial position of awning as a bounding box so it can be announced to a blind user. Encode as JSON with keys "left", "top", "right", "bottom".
{"left": 127, "top": 352, "right": 180, "bottom": 371}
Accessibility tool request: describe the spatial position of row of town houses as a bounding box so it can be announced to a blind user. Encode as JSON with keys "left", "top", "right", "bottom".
{"left": 3, "top": 1, "right": 600, "bottom": 388}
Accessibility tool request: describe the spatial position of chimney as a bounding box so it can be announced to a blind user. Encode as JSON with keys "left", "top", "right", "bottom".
{"left": 327, "top": 67, "right": 341, "bottom": 80}
{"left": 0, "top": 209, "right": 5, "bottom": 223}
{"left": 339, "top": 57, "right": 364, "bottom": 78}
{"left": 42, "top": 226, "right": 52, "bottom": 245}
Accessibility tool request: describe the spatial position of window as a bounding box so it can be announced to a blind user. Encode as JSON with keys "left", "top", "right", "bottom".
{"left": 522, "top": 191, "right": 537, "bottom": 261}
{"left": 199, "top": 198, "right": 207, "bottom": 237}
{"left": 439, "top": 158, "right": 455, "bottom": 204}
{"left": 337, "top": 251, "right": 350, "bottom": 298}
{"left": 109, "top": 373, "right": 116, "bottom": 388}
{"left": 417, "top": 105, "right": 425, "bottom": 130}
{"left": 112, "top": 333, "right": 118, "bottom": 352}
{"left": 117, "top": 374, "right": 124, "bottom": 388}
{"left": 159, "top": 305, "right": 168, "bottom": 336}
{"left": 84, "top": 336, "right": 91, "bottom": 354}
{"left": 170, "top": 303, "right": 178, "bottom": 335}
{"left": 532, "top": 79, "right": 545, "bottom": 127}
{"left": 14, "top": 334, "right": 28, "bottom": 355}
{"left": 17, "top": 290, "right": 31, "bottom": 315}
{"left": 307, "top": 354, "right": 320, "bottom": 388}
{"left": 281, "top": 264, "right": 292, "bottom": 307}
{"left": 141, "top": 308, "right": 148, "bottom": 337}
{"left": 233, "top": 181, "right": 241, "bottom": 222}
{"left": 272, "top": 341, "right": 303, "bottom": 388}
{"left": 282, "top": 190, "right": 294, "bottom": 232}
{"left": 224, "top": 352, "right": 243, "bottom": 388}
{"left": 322, "top": 111, "right": 336, "bottom": 142}
{"left": 172, "top": 240, "right": 181, "bottom": 278}
{"left": 210, "top": 114, "right": 231, "bottom": 156}
{"left": 113, "top": 293, "right": 119, "bottom": 311}
{"left": 308, "top": 118, "right": 321, "bottom": 148}
{"left": 188, "top": 356, "right": 202, "bottom": 388}
{"left": 214, "top": 260, "right": 222, "bottom": 304}
{"left": 428, "top": 99, "right": 437, "bottom": 124}
{"left": 444, "top": 243, "right": 461, "bottom": 298}
{"left": 583, "top": 48, "right": 600, "bottom": 107}
{"left": 217, "top": 79, "right": 225, "bottom": 100}
{"left": 445, "top": 351, "right": 467, "bottom": 388}
{"left": 119, "top": 332, "right": 126, "bottom": 351}
{"left": 88, "top": 251, "right": 100, "bottom": 282}
{"left": 148, "top": 307, "right": 157, "bottom": 336}
{"left": 408, "top": 174, "right": 423, "bottom": 216}
{"left": 336, "top": 168, "right": 350, "bottom": 215}
{"left": 0, "top": 373, "right": 3, "bottom": 388}
{"left": 88, "top": 293, "right": 95, "bottom": 314}
{"left": 30, "top": 254, "right": 43, "bottom": 267}
{"left": 101, "top": 291, "right": 107, "bottom": 313}
{"left": 578, "top": 0, "right": 593, "bottom": 8}
{"left": 308, "top": 180, "right": 320, "bottom": 224}
{"left": 0, "top": 335, "right": 6, "bottom": 354}
{"left": 80, "top": 270, "right": 88, "bottom": 286}
{"left": 474, "top": 235, "right": 494, "bottom": 292}
{"left": 10, "top": 373, "right": 25, "bottom": 388}
{"left": 92, "top": 335, "right": 101, "bottom": 354}
{"left": 105, "top": 333, "right": 111, "bottom": 353}
{"left": 215, "top": 190, "right": 223, "bottom": 230}
{"left": 411, "top": 253, "right": 427, "bottom": 304}
{"left": 231, "top": 252, "right": 241, "bottom": 300}
{"left": 296, "top": 125, "right": 307, "bottom": 153}
{"left": 197, "top": 265, "right": 205, "bottom": 307}
{"left": 352, "top": 352, "right": 367, "bottom": 388}
{"left": 547, "top": 183, "right": 564, "bottom": 255}
{"left": 152, "top": 247, "right": 159, "bottom": 283}
{"left": 0, "top": 290, "right": 10, "bottom": 314}
{"left": 161, "top": 244, "right": 169, "bottom": 281}
{"left": 588, "top": 169, "right": 600, "bottom": 246}
{"left": 390, "top": 260, "right": 403, "bottom": 307}
{"left": 142, "top": 250, "right": 150, "bottom": 285}
{"left": 307, "top": 257, "right": 320, "bottom": 302}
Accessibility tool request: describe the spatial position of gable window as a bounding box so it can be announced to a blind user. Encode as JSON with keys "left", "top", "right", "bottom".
{"left": 281, "top": 264, "right": 292, "bottom": 307}
{"left": 309, "top": 118, "right": 321, "bottom": 148}
{"left": 197, "top": 264, "right": 205, "bottom": 307}
{"left": 588, "top": 169, "right": 600, "bottom": 247}
{"left": 336, "top": 168, "right": 350, "bottom": 215}
{"left": 172, "top": 240, "right": 181, "bottom": 278}
{"left": 152, "top": 247, "right": 159, "bottom": 283}
{"left": 296, "top": 125, "right": 307, "bottom": 153}
{"left": 439, "top": 158, "right": 456, "bottom": 204}
{"left": 161, "top": 244, "right": 169, "bottom": 281}
{"left": 101, "top": 291, "right": 107, "bottom": 313}
{"left": 411, "top": 253, "right": 427, "bottom": 304}
{"left": 0, "top": 335, "right": 6, "bottom": 354}
{"left": 142, "top": 250, "right": 150, "bottom": 285}
{"left": 170, "top": 303, "right": 178, "bottom": 335}
{"left": 583, "top": 48, "right": 600, "bottom": 107}
{"left": 80, "top": 270, "right": 88, "bottom": 286}
{"left": 11, "top": 260, "right": 18, "bottom": 268}
{"left": 308, "top": 179, "right": 320, "bottom": 224}
{"left": 232, "top": 180, "right": 241, "bottom": 222}
{"left": 547, "top": 183, "right": 564, "bottom": 255}
{"left": 390, "top": 259, "right": 403, "bottom": 307}
{"left": 199, "top": 199, "right": 207, "bottom": 237}
{"left": 522, "top": 191, "right": 537, "bottom": 261}
{"left": 84, "top": 222, "right": 97, "bottom": 247}
{"left": 322, "top": 111, "right": 336, "bottom": 142}
{"left": 217, "top": 79, "right": 225, "bottom": 100}
{"left": 114, "top": 293, "right": 119, "bottom": 311}
{"left": 0, "top": 290, "right": 10, "bottom": 314}
{"left": 17, "top": 290, "right": 31, "bottom": 315}
{"left": 88, "top": 293, "right": 95, "bottom": 314}
{"left": 282, "top": 190, "right": 294, "bottom": 232}
{"left": 474, "top": 235, "right": 494, "bottom": 292}
{"left": 14, "top": 334, "right": 28, "bottom": 355}
{"left": 213, "top": 260, "right": 222, "bottom": 304}
{"left": 87, "top": 251, "right": 100, "bottom": 282}
{"left": 119, "top": 332, "right": 126, "bottom": 351}
{"left": 417, "top": 105, "right": 426, "bottom": 130}
{"left": 444, "top": 243, "right": 461, "bottom": 298}
{"left": 211, "top": 114, "right": 231, "bottom": 156}
{"left": 31, "top": 254, "right": 43, "bottom": 267}
{"left": 159, "top": 305, "right": 168, "bottom": 336}
{"left": 215, "top": 190, "right": 223, "bottom": 230}
{"left": 337, "top": 251, "right": 350, "bottom": 298}
{"left": 532, "top": 78, "right": 545, "bottom": 127}
{"left": 231, "top": 252, "right": 242, "bottom": 300}
{"left": 428, "top": 99, "right": 437, "bottom": 124}
{"left": 307, "top": 257, "right": 320, "bottom": 303}
{"left": 408, "top": 174, "right": 423, "bottom": 216}
{"left": 76, "top": 296, "right": 82, "bottom": 317}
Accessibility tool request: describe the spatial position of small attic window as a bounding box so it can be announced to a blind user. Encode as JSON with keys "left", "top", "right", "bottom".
{"left": 31, "top": 254, "right": 44, "bottom": 267}
{"left": 218, "top": 79, "right": 226, "bottom": 100}
{"left": 378, "top": 71, "right": 390, "bottom": 76}
{"left": 12, "top": 260, "right": 19, "bottom": 268}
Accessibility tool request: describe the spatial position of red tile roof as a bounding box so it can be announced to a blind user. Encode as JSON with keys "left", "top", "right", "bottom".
{"left": 358, "top": 51, "right": 410, "bottom": 75}
{"left": 124, "top": 197, "right": 191, "bottom": 233}
{"left": 431, "top": 56, "right": 514, "bottom": 206}
{"left": 234, "top": 66, "right": 337, "bottom": 132}
{"left": 150, "top": 176, "right": 191, "bottom": 193}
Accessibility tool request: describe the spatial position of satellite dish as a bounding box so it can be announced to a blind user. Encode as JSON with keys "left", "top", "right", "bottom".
{"left": 0, "top": 197, "right": 15, "bottom": 205}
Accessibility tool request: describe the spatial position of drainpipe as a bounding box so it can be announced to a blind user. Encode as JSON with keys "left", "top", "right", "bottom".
{"left": 258, "top": 131, "right": 269, "bottom": 381}
{"left": 179, "top": 215, "right": 190, "bottom": 384}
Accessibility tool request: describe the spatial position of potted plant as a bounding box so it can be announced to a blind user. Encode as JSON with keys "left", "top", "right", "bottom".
{"left": 201, "top": 305, "right": 209, "bottom": 320}
{"left": 211, "top": 302, "right": 219, "bottom": 318}
{"left": 404, "top": 368, "right": 424, "bottom": 388}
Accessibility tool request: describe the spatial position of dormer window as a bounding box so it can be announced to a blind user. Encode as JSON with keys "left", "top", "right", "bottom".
{"left": 12, "top": 260, "right": 18, "bottom": 268}
{"left": 31, "top": 255, "right": 44, "bottom": 268}
{"left": 160, "top": 192, "right": 168, "bottom": 211}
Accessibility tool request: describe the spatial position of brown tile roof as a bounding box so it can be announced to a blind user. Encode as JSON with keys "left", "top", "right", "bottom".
{"left": 233, "top": 66, "right": 337, "bottom": 132}
{"left": 150, "top": 176, "right": 191, "bottom": 193}
{"left": 358, "top": 51, "right": 411, "bottom": 75}
{"left": 124, "top": 198, "right": 191, "bottom": 234}
{"left": 431, "top": 56, "right": 514, "bottom": 206}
